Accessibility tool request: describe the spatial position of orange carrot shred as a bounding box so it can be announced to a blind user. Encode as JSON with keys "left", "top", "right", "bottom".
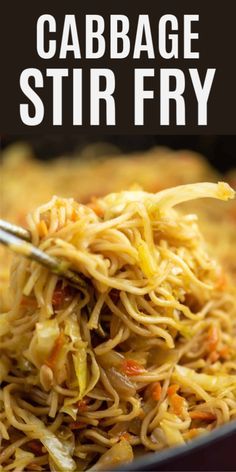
{"left": 88, "top": 198, "right": 104, "bottom": 217}
{"left": 219, "top": 346, "right": 230, "bottom": 359}
{"left": 46, "top": 332, "right": 65, "bottom": 370}
{"left": 71, "top": 209, "right": 78, "bottom": 222}
{"left": 215, "top": 268, "right": 228, "bottom": 290}
{"left": 207, "top": 325, "right": 219, "bottom": 352}
{"left": 185, "top": 428, "right": 200, "bottom": 439}
{"left": 120, "top": 432, "right": 131, "bottom": 442}
{"left": 168, "top": 384, "right": 180, "bottom": 396}
{"left": 151, "top": 382, "right": 162, "bottom": 401}
{"left": 20, "top": 296, "right": 36, "bottom": 307}
{"left": 190, "top": 410, "right": 216, "bottom": 421}
{"left": 208, "top": 351, "right": 220, "bottom": 363}
{"left": 171, "top": 394, "right": 184, "bottom": 416}
{"left": 121, "top": 359, "right": 145, "bottom": 376}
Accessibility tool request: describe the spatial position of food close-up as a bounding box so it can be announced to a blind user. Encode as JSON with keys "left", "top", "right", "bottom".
{"left": 0, "top": 143, "right": 236, "bottom": 471}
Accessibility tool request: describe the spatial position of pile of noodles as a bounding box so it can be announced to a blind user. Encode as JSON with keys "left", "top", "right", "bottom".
{"left": 0, "top": 182, "right": 236, "bottom": 472}
{"left": 1, "top": 144, "right": 236, "bottom": 314}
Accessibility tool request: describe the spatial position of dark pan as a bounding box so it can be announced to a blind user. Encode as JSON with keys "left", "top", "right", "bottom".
{"left": 117, "top": 420, "right": 236, "bottom": 471}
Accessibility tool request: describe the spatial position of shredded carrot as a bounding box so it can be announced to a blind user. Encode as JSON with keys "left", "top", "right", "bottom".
{"left": 27, "top": 440, "right": 43, "bottom": 456}
{"left": 190, "top": 410, "right": 216, "bottom": 421}
{"left": 150, "top": 382, "right": 162, "bottom": 401}
{"left": 121, "top": 359, "right": 145, "bottom": 376}
{"left": 77, "top": 398, "right": 89, "bottom": 412}
{"left": 170, "top": 393, "right": 184, "bottom": 416}
{"left": 168, "top": 384, "right": 180, "bottom": 396}
{"left": 208, "top": 350, "right": 220, "bottom": 363}
{"left": 88, "top": 198, "right": 104, "bottom": 217}
{"left": 46, "top": 332, "right": 65, "bottom": 370}
{"left": 184, "top": 428, "right": 200, "bottom": 439}
{"left": 69, "top": 421, "right": 84, "bottom": 430}
{"left": 216, "top": 270, "right": 227, "bottom": 290}
{"left": 20, "top": 296, "right": 36, "bottom": 307}
{"left": 219, "top": 346, "right": 230, "bottom": 359}
{"left": 37, "top": 220, "right": 48, "bottom": 237}
{"left": 207, "top": 325, "right": 219, "bottom": 352}
{"left": 71, "top": 209, "right": 78, "bottom": 222}
{"left": 120, "top": 432, "right": 131, "bottom": 442}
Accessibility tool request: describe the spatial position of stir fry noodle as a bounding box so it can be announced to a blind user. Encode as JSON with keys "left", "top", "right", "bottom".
{"left": 0, "top": 182, "right": 236, "bottom": 471}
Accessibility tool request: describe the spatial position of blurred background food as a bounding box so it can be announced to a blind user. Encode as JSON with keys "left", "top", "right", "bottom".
{"left": 1, "top": 135, "right": 236, "bottom": 312}
{"left": 1, "top": 135, "right": 236, "bottom": 173}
